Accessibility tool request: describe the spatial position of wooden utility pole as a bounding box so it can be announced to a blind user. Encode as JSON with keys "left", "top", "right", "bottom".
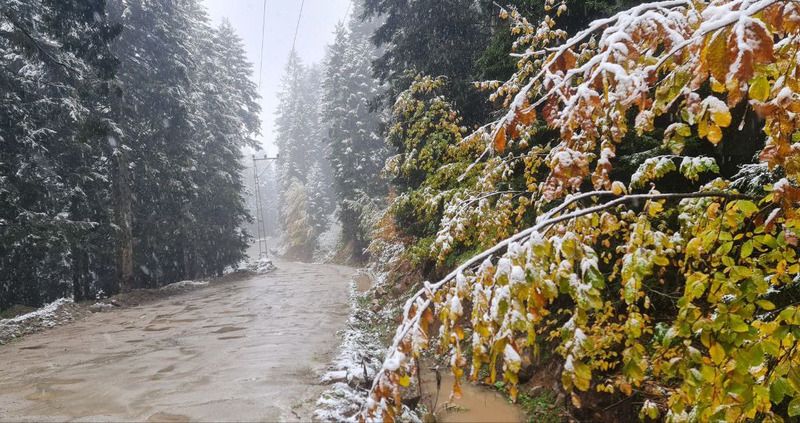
{"left": 252, "top": 154, "right": 279, "bottom": 259}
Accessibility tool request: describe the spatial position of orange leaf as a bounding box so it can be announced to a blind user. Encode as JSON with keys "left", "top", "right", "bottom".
{"left": 494, "top": 126, "right": 507, "bottom": 153}
{"left": 517, "top": 105, "right": 537, "bottom": 126}
{"left": 761, "top": 4, "right": 785, "bottom": 33}
{"left": 619, "top": 381, "right": 633, "bottom": 396}
{"left": 549, "top": 48, "right": 577, "bottom": 73}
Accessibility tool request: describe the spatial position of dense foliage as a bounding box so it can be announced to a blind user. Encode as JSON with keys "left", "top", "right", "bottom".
{"left": 365, "top": 0, "right": 800, "bottom": 422}
{"left": 0, "top": 0, "right": 260, "bottom": 309}
{"left": 274, "top": 52, "right": 336, "bottom": 260}
{"left": 362, "top": 0, "right": 490, "bottom": 124}
{"left": 321, "top": 11, "right": 388, "bottom": 261}
{"left": 0, "top": 0, "right": 121, "bottom": 308}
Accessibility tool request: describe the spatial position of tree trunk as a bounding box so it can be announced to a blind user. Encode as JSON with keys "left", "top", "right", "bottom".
{"left": 113, "top": 150, "right": 134, "bottom": 292}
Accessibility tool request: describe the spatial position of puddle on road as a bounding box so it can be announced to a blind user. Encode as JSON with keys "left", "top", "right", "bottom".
{"left": 25, "top": 385, "right": 74, "bottom": 401}
{"left": 146, "top": 411, "right": 191, "bottom": 422}
{"left": 211, "top": 325, "right": 244, "bottom": 334}
{"left": 420, "top": 366, "right": 524, "bottom": 423}
{"left": 355, "top": 272, "right": 372, "bottom": 293}
{"left": 19, "top": 344, "right": 46, "bottom": 350}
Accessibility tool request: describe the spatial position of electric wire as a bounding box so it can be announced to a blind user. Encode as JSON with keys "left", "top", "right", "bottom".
{"left": 258, "top": 0, "right": 268, "bottom": 88}
{"left": 290, "top": 0, "right": 306, "bottom": 53}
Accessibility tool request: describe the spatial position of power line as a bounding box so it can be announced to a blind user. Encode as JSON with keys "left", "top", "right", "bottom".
{"left": 343, "top": 0, "right": 353, "bottom": 23}
{"left": 258, "top": 0, "right": 268, "bottom": 88}
{"left": 290, "top": 0, "right": 306, "bottom": 53}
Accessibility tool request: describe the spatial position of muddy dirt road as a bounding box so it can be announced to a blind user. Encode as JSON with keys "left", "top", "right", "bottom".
{"left": 0, "top": 261, "right": 355, "bottom": 422}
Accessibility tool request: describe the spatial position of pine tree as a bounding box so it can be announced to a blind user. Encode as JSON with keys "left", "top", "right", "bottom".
{"left": 361, "top": 0, "right": 491, "bottom": 124}
{"left": 321, "top": 16, "right": 388, "bottom": 260}
{"left": 274, "top": 53, "right": 335, "bottom": 258}
{"left": 275, "top": 51, "right": 312, "bottom": 190}
{"left": 108, "top": 0, "right": 203, "bottom": 286}
{"left": 107, "top": 0, "right": 259, "bottom": 286}
{"left": 189, "top": 19, "right": 261, "bottom": 276}
{"left": 0, "top": 0, "right": 120, "bottom": 307}
{"left": 475, "top": 0, "right": 645, "bottom": 82}
{"left": 1, "top": 0, "right": 264, "bottom": 310}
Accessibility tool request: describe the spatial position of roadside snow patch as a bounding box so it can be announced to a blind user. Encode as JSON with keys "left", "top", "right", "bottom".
{"left": 160, "top": 280, "right": 209, "bottom": 291}
{"left": 0, "top": 298, "right": 80, "bottom": 344}
{"left": 315, "top": 278, "right": 385, "bottom": 422}
{"left": 254, "top": 257, "right": 277, "bottom": 274}
{"left": 2, "top": 298, "right": 72, "bottom": 324}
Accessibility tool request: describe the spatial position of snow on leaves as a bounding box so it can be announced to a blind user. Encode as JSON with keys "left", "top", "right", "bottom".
{"left": 365, "top": 1, "right": 800, "bottom": 422}
{"left": 487, "top": 0, "right": 798, "bottom": 200}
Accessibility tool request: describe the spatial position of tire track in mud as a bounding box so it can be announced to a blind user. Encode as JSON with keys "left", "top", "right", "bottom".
{"left": 0, "top": 261, "right": 355, "bottom": 422}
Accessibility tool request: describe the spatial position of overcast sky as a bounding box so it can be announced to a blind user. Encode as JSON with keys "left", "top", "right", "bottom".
{"left": 201, "top": 0, "right": 352, "bottom": 155}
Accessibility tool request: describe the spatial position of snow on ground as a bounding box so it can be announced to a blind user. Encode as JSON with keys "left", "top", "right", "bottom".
{"left": 160, "top": 280, "right": 210, "bottom": 292}
{"left": 253, "top": 256, "right": 277, "bottom": 274}
{"left": 0, "top": 298, "right": 82, "bottom": 345}
{"left": 315, "top": 212, "right": 343, "bottom": 263}
{"left": 315, "top": 273, "right": 386, "bottom": 422}
{"left": 2, "top": 298, "right": 72, "bottom": 324}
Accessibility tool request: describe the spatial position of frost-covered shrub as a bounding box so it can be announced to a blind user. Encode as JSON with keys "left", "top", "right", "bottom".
{"left": 366, "top": 1, "right": 800, "bottom": 422}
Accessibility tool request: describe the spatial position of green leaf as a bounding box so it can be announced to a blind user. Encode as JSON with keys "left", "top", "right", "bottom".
{"left": 770, "top": 377, "right": 788, "bottom": 404}
{"left": 572, "top": 360, "right": 592, "bottom": 391}
{"left": 736, "top": 200, "right": 759, "bottom": 217}
{"left": 789, "top": 397, "right": 800, "bottom": 417}
{"left": 715, "top": 241, "right": 733, "bottom": 257}
{"left": 676, "top": 124, "right": 692, "bottom": 137}
{"left": 686, "top": 273, "right": 708, "bottom": 300}
{"left": 741, "top": 240, "right": 754, "bottom": 259}
{"left": 729, "top": 315, "right": 749, "bottom": 333}
{"left": 756, "top": 299, "right": 775, "bottom": 311}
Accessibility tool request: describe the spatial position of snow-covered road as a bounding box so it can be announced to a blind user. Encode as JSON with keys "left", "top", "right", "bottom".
{"left": 0, "top": 261, "right": 355, "bottom": 422}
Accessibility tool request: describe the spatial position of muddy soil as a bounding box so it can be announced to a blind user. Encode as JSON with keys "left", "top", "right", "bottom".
{"left": 0, "top": 260, "right": 355, "bottom": 422}
{"left": 419, "top": 366, "right": 524, "bottom": 423}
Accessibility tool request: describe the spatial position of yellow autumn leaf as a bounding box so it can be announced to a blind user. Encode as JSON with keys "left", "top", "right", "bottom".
{"left": 703, "top": 30, "right": 729, "bottom": 83}
{"left": 452, "top": 381, "right": 463, "bottom": 399}
{"left": 756, "top": 300, "right": 776, "bottom": 311}
{"left": 698, "top": 117, "right": 709, "bottom": 138}
{"left": 571, "top": 392, "right": 582, "bottom": 408}
{"left": 619, "top": 381, "right": 633, "bottom": 396}
{"left": 710, "top": 77, "right": 726, "bottom": 93}
{"left": 398, "top": 375, "right": 411, "bottom": 387}
{"left": 648, "top": 201, "right": 664, "bottom": 217}
{"left": 749, "top": 75, "right": 771, "bottom": 102}
{"left": 611, "top": 181, "right": 627, "bottom": 196}
{"left": 710, "top": 343, "right": 726, "bottom": 365}
{"left": 707, "top": 123, "right": 723, "bottom": 144}
{"left": 711, "top": 109, "right": 732, "bottom": 128}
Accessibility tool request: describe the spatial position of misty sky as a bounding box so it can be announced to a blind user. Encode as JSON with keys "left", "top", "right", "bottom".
{"left": 201, "top": 0, "right": 352, "bottom": 155}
